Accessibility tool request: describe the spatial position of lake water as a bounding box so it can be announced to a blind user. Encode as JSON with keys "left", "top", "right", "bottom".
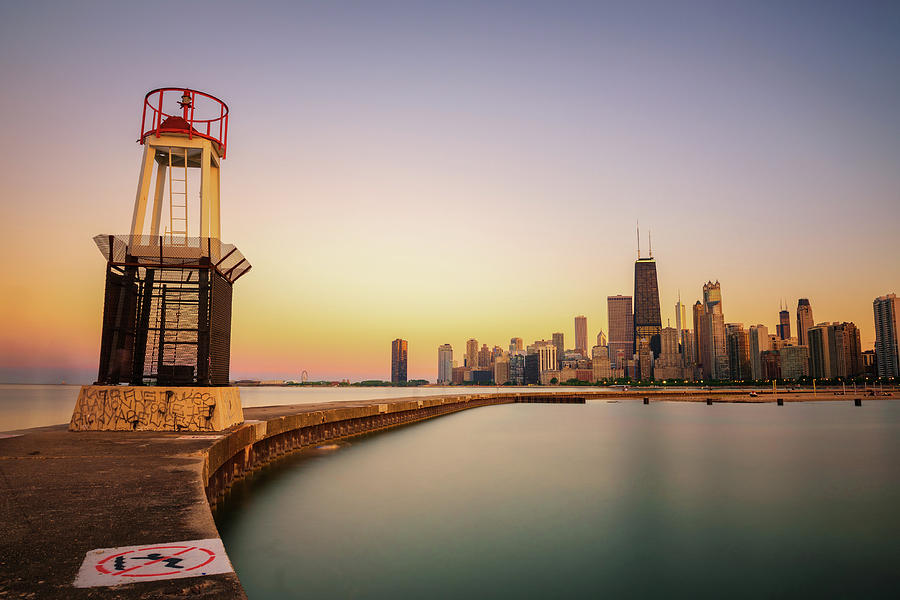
{"left": 214, "top": 400, "right": 899, "bottom": 599}
{"left": 0, "top": 384, "right": 590, "bottom": 432}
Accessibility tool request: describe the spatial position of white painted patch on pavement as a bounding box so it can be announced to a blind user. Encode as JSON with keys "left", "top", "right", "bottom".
{"left": 73, "top": 538, "right": 233, "bottom": 588}
{"left": 176, "top": 434, "right": 224, "bottom": 440}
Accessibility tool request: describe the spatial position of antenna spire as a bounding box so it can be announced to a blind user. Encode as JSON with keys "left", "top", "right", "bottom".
{"left": 649, "top": 229, "right": 653, "bottom": 258}
{"left": 636, "top": 221, "right": 641, "bottom": 259}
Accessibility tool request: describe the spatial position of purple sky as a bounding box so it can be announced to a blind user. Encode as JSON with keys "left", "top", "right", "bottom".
{"left": 1, "top": 1, "right": 898, "bottom": 382}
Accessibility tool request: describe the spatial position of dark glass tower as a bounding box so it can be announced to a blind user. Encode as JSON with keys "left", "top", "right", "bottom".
{"left": 391, "top": 339, "right": 408, "bottom": 384}
{"left": 777, "top": 310, "right": 791, "bottom": 340}
{"left": 633, "top": 257, "right": 662, "bottom": 357}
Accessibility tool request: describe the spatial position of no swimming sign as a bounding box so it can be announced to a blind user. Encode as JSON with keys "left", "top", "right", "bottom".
{"left": 73, "top": 538, "right": 233, "bottom": 587}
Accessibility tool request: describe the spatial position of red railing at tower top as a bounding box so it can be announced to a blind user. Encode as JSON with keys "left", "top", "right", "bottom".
{"left": 139, "top": 88, "right": 230, "bottom": 158}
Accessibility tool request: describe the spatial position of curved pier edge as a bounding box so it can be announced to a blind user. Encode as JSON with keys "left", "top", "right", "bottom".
{"left": 204, "top": 392, "right": 585, "bottom": 507}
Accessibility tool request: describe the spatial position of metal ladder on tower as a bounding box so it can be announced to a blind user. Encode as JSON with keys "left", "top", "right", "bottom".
{"left": 165, "top": 147, "right": 189, "bottom": 245}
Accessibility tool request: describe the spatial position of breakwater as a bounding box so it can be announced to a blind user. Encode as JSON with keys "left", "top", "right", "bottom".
{"left": 204, "top": 393, "right": 585, "bottom": 506}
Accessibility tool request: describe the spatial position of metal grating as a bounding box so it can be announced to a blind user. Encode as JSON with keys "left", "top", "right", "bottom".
{"left": 96, "top": 264, "right": 235, "bottom": 386}
{"left": 209, "top": 271, "right": 233, "bottom": 386}
{"left": 93, "top": 234, "right": 251, "bottom": 283}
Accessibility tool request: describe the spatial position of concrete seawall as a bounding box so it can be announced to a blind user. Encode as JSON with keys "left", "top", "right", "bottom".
{"left": 204, "top": 392, "right": 590, "bottom": 507}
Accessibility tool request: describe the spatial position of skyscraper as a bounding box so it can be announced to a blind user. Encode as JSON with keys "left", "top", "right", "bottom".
{"left": 675, "top": 295, "right": 687, "bottom": 333}
{"left": 680, "top": 329, "right": 694, "bottom": 376}
{"left": 478, "top": 344, "right": 492, "bottom": 368}
{"left": 596, "top": 330, "right": 607, "bottom": 347}
{"left": 491, "top": 345, "right": 504, "bottom": 364}
{"left": 592, "top": 344, "right": 611, "bottom": 381}
{"left": 655, "top": 327, "right": 683, "bottom": 379}
{"left": 840, "top": 322, "right": 863, "bottom": 377}
{"left": 809, "top": 321, "right": 864, "bottom": 380}
{"left": 777, "top": 306, "right": 791, "bottom": 340}
{"left": 509, "top": 337, "right": 524, "bottom": 353}
{"left": 703, "top": 282, "right": 722, "bottom": 312}
{"left": 748, "top": 324, "right": 770, "bottom": 380}
{"left": 574, "top": 316, "right": 588, "bottom": 356}
{"left": 465, "top": 338, "right": 478, "bottom": 368}
{"left": 636, "top": 337, "right": 653, "bottom": 381}
{"left": 493, "top": 354, "right": 510, "bottom": 385}
{"left": 781, "top": 345, "right": 810, "bottom": 380}
{"left": 726, "top": 323, "right": 751, "bottom": 381}
{"left": 873, "top": 294, "right": 900, "bottom": 379}
{"left": 437, "top": 344, "right": 453, "bottom": 385}
{"left": 552, "top": 332, "right": 565, "bottom": 368}
{"left": 536, "top": 343, "right": 557, "bottom": 374}
{"left": 675, "top": 293, "right": 688, "bottom": 359}
{"left": 391, "top": 339, "right": 408, "bottom": 384}
{"left": 692, "top": 300, "right": 703, "bottom": 369}
{"left": 508, "top": 354, "right": 525, "bottom": 385}
{"left": 797, "top": 299, "right": 814, "bottom": 346}
{"left": 807, "top": 325, "right": 832, "bottom": 379}
{"left": 633, "top": 257, "right": 662, "bottom": 357}
{"left": 607, "top": 295, "right": 633, "bottom": 369}
{"left": 698, "top": 281, "right": 728, "bottom": 380}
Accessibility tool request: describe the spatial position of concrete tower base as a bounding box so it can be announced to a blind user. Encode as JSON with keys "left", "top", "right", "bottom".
{"left": 69, "top": 385, "right": 243, "bottom": 432}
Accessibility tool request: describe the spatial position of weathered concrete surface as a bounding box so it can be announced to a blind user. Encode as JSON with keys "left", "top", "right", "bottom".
{"left": 70, "top": 385, "right": 243, "bottom": 432}
{"left": 0, "top": 389, "right": 893, "bottom": 599}
{"left": 0, "top": 424, "right": 244, "bottom": 599}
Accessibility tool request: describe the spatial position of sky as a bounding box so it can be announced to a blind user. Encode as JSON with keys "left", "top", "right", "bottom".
{"left": 0, "top": 1, "right": 898, "bottom": 383}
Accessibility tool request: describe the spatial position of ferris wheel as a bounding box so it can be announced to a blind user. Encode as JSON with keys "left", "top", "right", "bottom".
{"left": 300, "top": 370, "right": 309, "bottom": 383}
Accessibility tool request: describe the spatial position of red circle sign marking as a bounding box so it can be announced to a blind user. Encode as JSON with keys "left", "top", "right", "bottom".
{"left": 95, "top": 545, "right": 216, "bottom": 578}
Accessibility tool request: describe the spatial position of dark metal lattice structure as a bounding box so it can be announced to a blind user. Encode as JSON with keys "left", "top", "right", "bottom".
{"left": 94, "top": 235, "right": 250, "bottom": 386}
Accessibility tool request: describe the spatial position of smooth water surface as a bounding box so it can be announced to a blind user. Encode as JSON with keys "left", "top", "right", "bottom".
{"left": 0, "top": 384, "right": 590, "bottom": 431}
{"left": 216, "top": 400, "right": 900, "bottom": 599}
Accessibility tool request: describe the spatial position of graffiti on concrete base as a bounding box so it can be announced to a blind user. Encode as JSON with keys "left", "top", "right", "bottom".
{"left": 69, "top": 386, "right": 241, "bottom": 432}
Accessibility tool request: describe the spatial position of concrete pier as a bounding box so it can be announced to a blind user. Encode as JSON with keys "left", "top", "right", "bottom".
{"left": 0, "top": 392, "right": 579, "bottom": 599}
{"left": 0, "top": 389, "right": 892, "bottom": 599}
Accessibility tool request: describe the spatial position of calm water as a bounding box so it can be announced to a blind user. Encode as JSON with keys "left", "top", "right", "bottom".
{"left": 215, "top": 400, "right": 899, "bottom": 599}
{"left": 0, "top": 384, "right": 591, "bottom": 432}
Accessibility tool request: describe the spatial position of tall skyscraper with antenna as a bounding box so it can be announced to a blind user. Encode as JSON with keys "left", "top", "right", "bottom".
{"left": 777, "top": 301, "right": 791, "bottom": 340}
{"left": 633, "top": 228, "right": 662, "bottom": 357}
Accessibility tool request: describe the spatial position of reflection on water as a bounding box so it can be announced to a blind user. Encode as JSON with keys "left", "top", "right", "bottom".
{"left": 215, "top": 401, "right": 900, "bottom": 599}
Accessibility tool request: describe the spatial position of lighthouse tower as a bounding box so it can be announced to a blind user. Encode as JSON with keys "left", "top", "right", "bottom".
{"left": 71, "top": 88, "right": 249, "bottom": 432}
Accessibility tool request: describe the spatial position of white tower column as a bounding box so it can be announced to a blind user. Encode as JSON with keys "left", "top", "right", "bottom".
{"left": 130, "top": 145, "right": 156, "bottom": 237}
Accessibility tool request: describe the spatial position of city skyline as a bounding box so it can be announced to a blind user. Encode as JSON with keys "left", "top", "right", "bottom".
{"left": 427, "top": 261, "right": 899, "bottom": 384}
{"left": 1, "top": 2, "right": 899, "bottom": 383}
